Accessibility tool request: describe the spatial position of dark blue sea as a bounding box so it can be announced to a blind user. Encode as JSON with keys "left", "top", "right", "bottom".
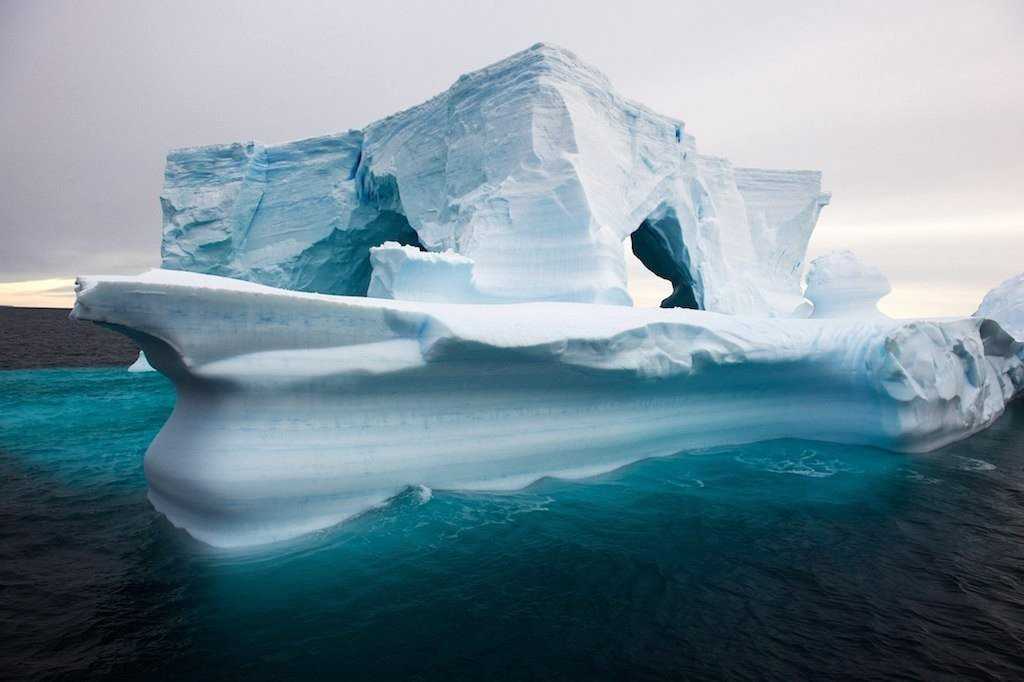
{"left": 2, "top": 332, "right": 1024, "bottom": 679}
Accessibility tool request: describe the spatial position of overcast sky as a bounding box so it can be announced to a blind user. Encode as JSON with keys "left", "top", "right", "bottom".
{"left": 1, "top": 0, "right": 1021, "bottom": 314}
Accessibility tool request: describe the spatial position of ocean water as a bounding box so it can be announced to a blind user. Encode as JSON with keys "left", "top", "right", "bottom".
{"left": 0, "top": 307, "right": 137, "bottom": 370}
{"left": 2, "top": 367, "right": 1023, "bottom": 680}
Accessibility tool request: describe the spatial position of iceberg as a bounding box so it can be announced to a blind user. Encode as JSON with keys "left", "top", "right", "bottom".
{"left": 128, "top": 350, "right": 155, "bottom": 372}
{"left": 72, "top": 44, "right": 1022, "bottom": 548}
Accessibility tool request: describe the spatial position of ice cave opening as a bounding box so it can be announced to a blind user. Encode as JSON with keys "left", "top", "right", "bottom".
{"left": 627, "top": 212, "right": 699, "bottom": 309}
{"left": 293, "top": 209, "right": 424, "bottom": 296}
{"left": 297, "top": 168, "right": 423, "bottom": 297}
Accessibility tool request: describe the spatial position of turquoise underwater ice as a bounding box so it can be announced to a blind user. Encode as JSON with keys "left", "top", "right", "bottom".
{"left": 3, "top": 366, "right": 1024, "bottom": 678}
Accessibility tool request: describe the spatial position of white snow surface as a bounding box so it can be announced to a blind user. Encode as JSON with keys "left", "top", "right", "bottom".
{"left": 367, "top": 242, "right": 488, "bottom": 303}
{"left": 975, "top": 272, "right": 1024, "bottom": 339}
{"left": 72, "top": 269, "right": 1023, "bottom": 548}
{"left": 159, "top": 43, "right": 829, "bottom": 316}
{"left": 805, "top": 250, "right": 892, "bottom": 319}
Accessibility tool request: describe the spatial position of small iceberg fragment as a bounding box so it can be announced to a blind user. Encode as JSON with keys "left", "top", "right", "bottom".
{"left": 127, "top": 351, "right": 155, "bottom": 373}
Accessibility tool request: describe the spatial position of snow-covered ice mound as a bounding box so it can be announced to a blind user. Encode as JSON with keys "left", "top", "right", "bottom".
{"left": 72, "top": 270, "right": 1023, "bottom": 547}
{"left": 805, "top": 250, "right": 891, "bottom": 319}
{"left": 975, "top": 272, "right": 1024, "bottom": 340}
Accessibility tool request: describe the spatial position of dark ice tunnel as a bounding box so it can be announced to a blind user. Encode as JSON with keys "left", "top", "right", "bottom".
{"left": 629, "top": 211, "right": 700, "bottom": 309}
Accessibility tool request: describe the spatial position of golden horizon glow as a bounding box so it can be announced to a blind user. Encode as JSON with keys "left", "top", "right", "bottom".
{"left": 0, "top": 278, "right": 77, "bottom": 308}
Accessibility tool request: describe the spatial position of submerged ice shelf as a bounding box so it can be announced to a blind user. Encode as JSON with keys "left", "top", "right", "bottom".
{"left": 73, "top": 270, "right": 1023, "bottom": 547}
{"left": 76, "top": 43, "right": 1023, "bottom": 548}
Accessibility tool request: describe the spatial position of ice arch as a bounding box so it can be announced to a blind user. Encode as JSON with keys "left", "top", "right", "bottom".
{"left": 628, "top": 208, "right": 700, "bottom": 309}
{"left": 287, "top": 206, "right": 422, "bottom": 296}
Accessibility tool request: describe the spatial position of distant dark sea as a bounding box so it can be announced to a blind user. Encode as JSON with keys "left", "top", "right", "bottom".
{"left": 0, "top": 306, "right": 138, "bottom": 369}
{"left": 2, "top": 306, "right": 1023, "bottom": 680}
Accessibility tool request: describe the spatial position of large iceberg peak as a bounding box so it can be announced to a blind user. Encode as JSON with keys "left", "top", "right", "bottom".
{"left": 159, "top": 44, "right": 829, "bottom": 317}
{"left": 455, "top": 42, "right": 616, "bottom": 95}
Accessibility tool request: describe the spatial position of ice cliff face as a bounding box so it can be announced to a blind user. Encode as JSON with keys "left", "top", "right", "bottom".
{"left": 975, "top": 272, "right": 1024, "bottom": 340}
{"left": 160, "top": 43, "right": 829, "bottom": 316}
{"left": 160, "top": 134, "right": 422, "bottom": 296}
{"left": 805, "top": 250, "right": 891, "bottom": 319}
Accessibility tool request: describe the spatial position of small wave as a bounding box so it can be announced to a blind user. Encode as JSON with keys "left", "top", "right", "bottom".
{"left": 413, "top": 484, "right": 433, "bottom": 504}
{"left": 736, "top": 449, "right": 858, "bottom": 478}
{"left": 954, "top": 456, "right": 996, "bottom": 472}
{"left": 366, "top": 485, "right": 435, "bottom": 516}
{"left": 386, "top": 484, "right": 435, "bottom": 507}
{"left": 438, "top": 492, "right": 553, "bottom": 540}
{"left": 904, "top": 469, "right": 942, "bottom": 485}
{"left": 667, "top": 478, "right": 705, "bottom": 489}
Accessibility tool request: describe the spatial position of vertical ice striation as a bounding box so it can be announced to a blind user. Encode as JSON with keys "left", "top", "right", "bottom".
{"left": 160, "top": 133, "right": 422, "bottom": 296}
{"left": 736, "top": 167, "right": 831, "bottom": 315}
